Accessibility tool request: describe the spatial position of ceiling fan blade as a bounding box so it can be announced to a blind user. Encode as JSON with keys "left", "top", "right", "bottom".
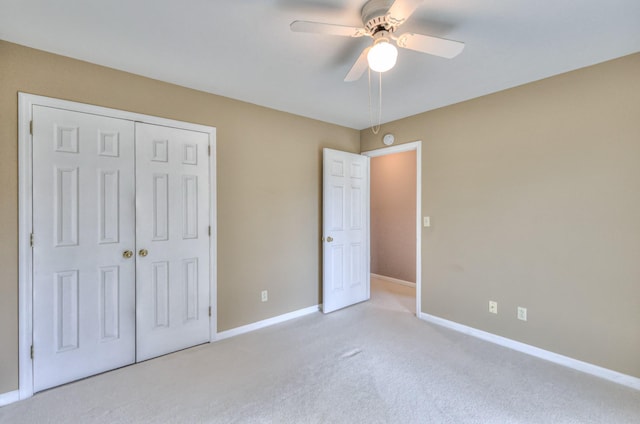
{"left": 395, "top": 33, "right": 465, "bottom": 58}
{"left": 344, "top": 47, "right": 371, "bottom": 82}
{"left": 386, "top": 0, "right": 424, "bottom": 27}
{"left": 290, "top": 20, "right": 367, "bottom": 37}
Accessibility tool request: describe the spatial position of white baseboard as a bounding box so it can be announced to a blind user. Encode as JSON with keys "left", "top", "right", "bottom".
{"left": 371, "top": 273, "right": 416, "bottom": 288}
{"left": 216, "top": 305, "right": 320, "bottom": 341}
{"left": 0, "top": 389, "right": 20, "bottom": 407}
{"left": 419, "top": 312, "right": 640, "bottom": 391}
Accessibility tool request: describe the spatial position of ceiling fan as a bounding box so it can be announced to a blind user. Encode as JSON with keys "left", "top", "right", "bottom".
{"left": 290, "top": 0, "right": 465, "bottom": 82}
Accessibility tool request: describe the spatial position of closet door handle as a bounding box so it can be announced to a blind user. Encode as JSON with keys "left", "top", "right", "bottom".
{"left": 123, "top": 250, "right": 134, "bottom": 259}
{"left": 326, "top": 236, "right": 334, "bottom": 242}
{"left": 138, "top": 249, "right": 148, "bottom": 257}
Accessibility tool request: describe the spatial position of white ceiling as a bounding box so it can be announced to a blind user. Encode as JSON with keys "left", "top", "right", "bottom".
{"left": 1, "top": 0, "right": 639, "bottom": 130}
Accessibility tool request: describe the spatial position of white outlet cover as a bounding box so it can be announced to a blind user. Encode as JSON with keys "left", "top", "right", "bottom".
{"left": 517, "top": 307, "right": 527, "bottom": 321}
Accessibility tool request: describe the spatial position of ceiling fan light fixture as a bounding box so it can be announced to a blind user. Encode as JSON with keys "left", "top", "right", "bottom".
{"left": 367, "top": 37, "right": 397, "bottom": 73}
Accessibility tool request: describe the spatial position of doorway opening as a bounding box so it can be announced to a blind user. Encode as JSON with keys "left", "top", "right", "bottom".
{"left": 362, "top": 141, "right": 421, "bottom": 316}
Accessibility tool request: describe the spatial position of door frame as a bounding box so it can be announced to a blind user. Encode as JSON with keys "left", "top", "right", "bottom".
{"left": 17, "top": 93, "right": 217, "bottom": 399}
{"left": 361, "top": 141, "right": 422, "bottom": 316}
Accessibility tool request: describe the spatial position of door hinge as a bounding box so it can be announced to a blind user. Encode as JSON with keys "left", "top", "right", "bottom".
{"left": 208, "top": 306, "right": 212, "bottom": 317}
{"left": 208, "top": 226, "right": 211, "bottom": 237}
{"left": 208, "top": 145, "right": 211, "bottom": 156}
{"left": 30, "top": 345, "right": 34, "bottom": 359}
{"left": 29, "top": 120, "right": 33, "bottom": 135}
{"left": 30, "top": 233, "right": 34, "bottom": 247}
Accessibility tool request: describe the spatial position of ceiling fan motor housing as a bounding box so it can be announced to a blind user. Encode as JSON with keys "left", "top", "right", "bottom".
{"left": 362, "top": 0, "right": 396, "bottom": 35}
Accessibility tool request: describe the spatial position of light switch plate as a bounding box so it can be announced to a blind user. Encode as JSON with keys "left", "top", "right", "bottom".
{"left": 423, "top": 216, "right": 430, "bottom": 227}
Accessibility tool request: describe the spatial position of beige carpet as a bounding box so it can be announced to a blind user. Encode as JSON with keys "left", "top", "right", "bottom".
{"left": 1, "top": 278, "right": 638, "bottom": 423}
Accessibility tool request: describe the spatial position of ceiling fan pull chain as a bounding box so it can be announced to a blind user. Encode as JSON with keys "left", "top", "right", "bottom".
{"left": 369, "top": 68, "right": 382, "bottom": 134}
{"left": 378, "top": 70, "right": 383, "bottom": 131}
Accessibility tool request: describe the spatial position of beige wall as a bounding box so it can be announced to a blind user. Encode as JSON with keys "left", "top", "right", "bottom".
{"left": 0, "top": 40, "right": 360, "bottom": 393}
{"left": 370, "top": 151, "right": 416, "bottom": 282}
{"left": 2, "top": 39, "right": 638, "bottom": 396}
{"left": 362, "top": 53, "right": 640, "bottom": 378}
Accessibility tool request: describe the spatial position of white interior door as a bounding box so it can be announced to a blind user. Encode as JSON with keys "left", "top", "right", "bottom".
{"left": 32, "top": 106, "right": 136, "bottom": 392}
{"left": 322, "top": 148, "right": 370, "bottom": 313}
{"left": 135, "top": 122, "right": 211, "bottom": 361}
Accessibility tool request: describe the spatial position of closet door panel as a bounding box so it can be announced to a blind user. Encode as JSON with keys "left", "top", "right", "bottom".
{"left": 135, "top": 122, "right": 210, "bottom": 361}
{"left": 32, "top": 106, "right": 136, "bottom": 392}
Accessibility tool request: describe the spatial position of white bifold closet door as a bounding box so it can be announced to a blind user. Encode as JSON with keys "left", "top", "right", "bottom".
{"left": 135, "top": 123, "right": 210, "bottom": 361}
{"left": 31, "top": 106, "right": 211, "bottom": 392}
{"left": 32, "top": 106, "right": 137, "bottom": 392}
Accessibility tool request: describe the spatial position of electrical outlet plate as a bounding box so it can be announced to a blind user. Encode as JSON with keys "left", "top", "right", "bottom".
{"left": 517, "top": 306, "right": 527, "bottom": 321}
{"left": 489, "top": 301, "right": 498, "bottom": 314}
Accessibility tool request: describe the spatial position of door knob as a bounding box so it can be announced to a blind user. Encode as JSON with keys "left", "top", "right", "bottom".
{"left": 138, "top": 249, "right": 148, "bottom": 257}
{"left": 326, "top": 236, "right": 333, "bottom": 242}
{"left": 123, "top": 250, "right": 133, "bottom": 259}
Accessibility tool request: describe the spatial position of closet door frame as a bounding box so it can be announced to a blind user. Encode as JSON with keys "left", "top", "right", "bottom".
{"left": 17, "top": 93, "right": 217, "bottom": 400}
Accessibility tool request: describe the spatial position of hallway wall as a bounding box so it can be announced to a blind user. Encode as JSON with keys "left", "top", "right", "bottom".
{"left": 370, "top": 150, "right": 416, "bottom": 283}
